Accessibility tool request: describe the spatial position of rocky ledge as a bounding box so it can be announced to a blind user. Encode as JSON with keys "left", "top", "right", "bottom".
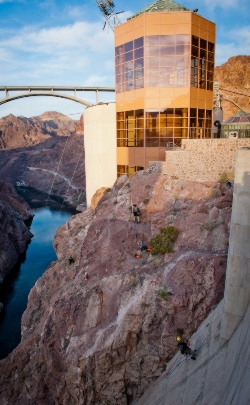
{"left": 0, "top": 167, "right": 233, "bottom": 404}
{"left": 0, "top": 180, "right": 33, "bottom": 283}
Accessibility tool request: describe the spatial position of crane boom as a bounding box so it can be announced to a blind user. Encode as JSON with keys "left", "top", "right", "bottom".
{"left": 95, "top": 0, "right": 123, "bottom": 31}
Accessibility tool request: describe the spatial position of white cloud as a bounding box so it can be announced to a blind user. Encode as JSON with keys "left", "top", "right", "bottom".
{"left": 0, "top": 20, "right": 114, "bottom": 84}
{"left": 216, "top": 26, "right": 250, "bottom": 65}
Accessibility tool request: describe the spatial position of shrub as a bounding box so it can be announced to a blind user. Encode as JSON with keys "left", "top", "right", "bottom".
{"left": 149, "top": 226, "right": 179, "bottom": 255}
{"left": 159, "top": 286, "right": 173, "bottom": 301}
{"left": 211, "top": 188, "right": 222, "bottom": 198}
{"left": 202, "top": 218, "right": 217, "bottom": 230}
{"left": 106, "top": 188, "right": 111, "bottom": 192}
{"left": 143, "top": 198, "right": 149, "bottom": 205}
{"left": 219, "top": 172, "right": 234, "bottom": 184}
{"left": 145, "top": 185, "right": 151, "bottom": 189}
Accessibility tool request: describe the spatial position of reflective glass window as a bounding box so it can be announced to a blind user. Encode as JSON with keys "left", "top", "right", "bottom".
{"left": 160, "top": 35, "right": 175, "bottom": 45}
{"left": 200, "top": 48, "right": 206, "bottom": 59}
{"left": 115, "top": 44, "right": 124, "bottom": 56}
{"left": 176, "top": 35, "right": 190, "bottom": 45}
{"left": 135, "top": 58, "right": 144, "bottom": 69}
{"left": 125, "top": 51, "right": 133, "bottom": 62}
{"left": 146, "top": 58, "right": 159, "bottom": 67}
{"left": 145, "top": 36, "right": 160, "bottom": 46}
{"left": 176, "top": 45, "right": 189, "bottom": 55}
{"left": 160, "top": 56, "right": 175, "bottom": 66}
{"left": 208, "top": 42, "right": 214, "bottom": 52}
{"left": 125, "top": 61, "right": 133, "bottom": 72}
{"left": 135, "top": 68, "right": 144, "bottom": 79}
{"left": 124, "top": 41, "right": 133, "bottom": 52}
{"left": 192, "top": 36, "right": 199, "bottom": 47}
{"left": 208, "top": 52, "right": 214, "bottom": 62}
{"left": 192, "top": 46, "right": 199, "bottom": 57}
{"left": 135, "top": 37, "right": 144, "bottom": 49}
{"left": 200, "top": 39, "right": 207, "bottom": 49}
{"left": 160, "top": 45, "right": 175, "bottom": 55}
{"left": 145, "top": 47, "right": 160, "bottom": 57}
{"left": 135, "top": 47, "right": 143, "bottom": 59}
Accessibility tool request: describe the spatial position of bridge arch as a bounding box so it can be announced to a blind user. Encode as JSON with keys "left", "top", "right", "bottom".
{"left": 0, "top": 92, "right": 93, "bottom": 108}
{"left": 0, "top": 86, "right": 116, "bottom": 108}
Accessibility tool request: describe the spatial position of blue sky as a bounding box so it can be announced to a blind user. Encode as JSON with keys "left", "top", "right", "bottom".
{"left": 0, "top": 0, "right": 249, "bottom": 118}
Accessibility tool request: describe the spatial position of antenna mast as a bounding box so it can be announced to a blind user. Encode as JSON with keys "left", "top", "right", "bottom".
{"left": 96, "top": 0, "right": 123, "bottom": 31}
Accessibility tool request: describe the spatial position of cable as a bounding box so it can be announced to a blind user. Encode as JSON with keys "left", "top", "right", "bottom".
{"left": 44, "top": 136, "right": 70, "bottom": 208}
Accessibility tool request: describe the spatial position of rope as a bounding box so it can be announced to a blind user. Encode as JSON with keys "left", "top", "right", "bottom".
{"left": 44, "top": 136, "right": 70, "bottom": 208}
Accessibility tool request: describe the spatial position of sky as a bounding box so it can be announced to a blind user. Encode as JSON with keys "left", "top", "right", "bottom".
{"left": 0, "top": 0, "right": 249, "bottom": 119}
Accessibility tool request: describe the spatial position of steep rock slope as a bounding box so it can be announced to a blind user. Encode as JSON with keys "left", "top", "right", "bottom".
{"left": 214, "top": 56, "right": 250, "bottom": 119}
{"left": 0, "top": 113, "right": 85, "bottom": 207}
{"left": 0, "top": 112, "right": 78, "bottom": 149}
{"left": 0, "top": 180, "right": 33, "bottom": 282}
{"left": 0, "top": 168, "right": 233, "bottom": 404}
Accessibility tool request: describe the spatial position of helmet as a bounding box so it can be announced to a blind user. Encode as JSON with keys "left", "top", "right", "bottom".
{"left": 133, "top": 204, "right": 137, "bottom": 206}
{"left": 176, "top": 336, "right": 181, "bottom": 342}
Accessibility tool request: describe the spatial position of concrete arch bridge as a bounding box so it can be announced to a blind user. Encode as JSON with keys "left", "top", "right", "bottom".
{"left": 0, "top": 86, "right": 115, "bottom": 107}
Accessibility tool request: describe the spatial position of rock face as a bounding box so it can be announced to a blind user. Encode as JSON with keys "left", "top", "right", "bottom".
{"left": 214, "top": 56, "right": 250, "bottom": 119}
{"left": 0, "top": 113, "right": 85, "bottom": 207}
{"left": 0, "top": 180, "right": 33, "bottom": 283}
{"left": 0, "top": 167, "right": 232, "bottom": 404}
{"left": 0, "top": 112, "right": 78, "bottom": 149}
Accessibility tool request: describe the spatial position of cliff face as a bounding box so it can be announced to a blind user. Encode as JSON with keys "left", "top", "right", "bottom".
{"left": 214, "top": 56, "right": 250, "bottom": 119}
{"left": 0, "top": 180, "right": 33, "bottom": 283}
{"left": 0, "top": 112, "right": 78, "bottom": 149}
{"left": 0, "top": 167, "right": 232, "bottom": 404}
{"left": 0, "top": 113, "right": 85, "bottom": 207}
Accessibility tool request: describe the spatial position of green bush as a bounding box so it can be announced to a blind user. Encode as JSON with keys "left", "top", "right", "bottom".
{"left": 159, "top": 286, "right": 173, "bottom": 301}
{"left": 143, "top": 198, "right": 149, "bottom": 205}
{"left": 149, "top": 226, "right": 179, "bottom": 255}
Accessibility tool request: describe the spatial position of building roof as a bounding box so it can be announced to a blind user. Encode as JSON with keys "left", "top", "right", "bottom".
{"left": 223, "top": 110, "right": 250, "bottom": 124}
{"left": 127, "top": 0, "right": 190, "bottom": 20}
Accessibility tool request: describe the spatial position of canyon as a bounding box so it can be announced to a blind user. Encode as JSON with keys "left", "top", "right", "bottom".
{"left": 0, "top": 180, "right": 33, "bottom": 284}
{"left": 0, "top": 112, "right": 85, "bottom": 207}
{"left": 0, "top": 167, "right": 232, "bottom": 404}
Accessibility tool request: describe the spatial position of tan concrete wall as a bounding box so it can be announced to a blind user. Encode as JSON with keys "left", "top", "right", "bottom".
{"left": 84, "top": 103, "right": 117, "bottom": 207}
{"left": 221, "top": 148, "right": 250, "bottom": 342}
{"left": 160, "top": 139, "right": 250, "bottom": 181}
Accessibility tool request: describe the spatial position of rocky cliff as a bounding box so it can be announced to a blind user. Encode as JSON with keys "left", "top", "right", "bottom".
{"left": 0, "top": 113, "right": 85, "bottom": 207}
{"left": 214, "top": 55, "right": 250, "bottom": 119}
{"left": 0, "top": 112, "right": 78, "bottom": 149}
{"left": 0, "top": 167, "right": 232, "bottom": 404}
{"left": 0, "top": 180, "right": 33, "bottom": 283}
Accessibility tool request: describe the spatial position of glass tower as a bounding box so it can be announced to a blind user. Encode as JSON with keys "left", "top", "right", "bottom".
{"left": 114, "top": 1, "right": 216, "bottom": 177}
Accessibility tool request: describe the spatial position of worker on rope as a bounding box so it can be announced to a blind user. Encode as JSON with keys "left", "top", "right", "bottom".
{"left": 132, "top": 204, "right": 140, "bottom": 223}
{"left": 177, "top": 336, "right": 196, "bottom": 360}
{"left": 138, "top": 240, "right": 152, "bottom": 252}
{"left": 68, "top": 253, "right": 75, "bottom": 265}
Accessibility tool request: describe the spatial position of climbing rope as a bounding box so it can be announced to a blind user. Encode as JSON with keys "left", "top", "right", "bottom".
{"left": 44, "top": 136, "right": 71, "bottom": 208}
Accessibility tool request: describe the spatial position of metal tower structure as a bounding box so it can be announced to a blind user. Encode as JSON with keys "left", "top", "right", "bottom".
{"left": 96, "top": 0, "right": 123, "bottom": 31}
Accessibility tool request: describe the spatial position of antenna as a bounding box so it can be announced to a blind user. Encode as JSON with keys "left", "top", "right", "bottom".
{"left": 96, "top": 0, "right": 124, "bottom": 31}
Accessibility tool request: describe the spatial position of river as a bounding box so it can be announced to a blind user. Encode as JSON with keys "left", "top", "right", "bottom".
{"left": 0, "top": 189, "right": 74, "bottom": 360}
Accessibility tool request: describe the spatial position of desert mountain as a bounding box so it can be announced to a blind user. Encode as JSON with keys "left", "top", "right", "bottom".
{"left": 214, "top": 55, "right": 250, "bottom": 120}
{"left": 0, "top": 112, "right": 78, "bottom": 150}
{"left": 0, "top": 167, "right": 232, "bottom": 404}
{"left": 0, "top": 113, "right": 85, "bottom": 207}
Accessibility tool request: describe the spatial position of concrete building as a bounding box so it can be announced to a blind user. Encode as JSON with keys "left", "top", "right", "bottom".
{"left": 115, "top": 0, "right": 216, "bottom": 177}
{"left": 221, "top": 109, "right": 250, "bottom": 139}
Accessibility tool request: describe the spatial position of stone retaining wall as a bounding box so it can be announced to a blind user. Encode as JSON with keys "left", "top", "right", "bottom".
{"left": 153, "top": 139, "right": 250, "bottom": 181}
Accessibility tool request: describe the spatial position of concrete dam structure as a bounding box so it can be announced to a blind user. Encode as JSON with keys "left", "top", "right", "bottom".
{"left": 134, "top": 148, "right": 250, "bottom": 405}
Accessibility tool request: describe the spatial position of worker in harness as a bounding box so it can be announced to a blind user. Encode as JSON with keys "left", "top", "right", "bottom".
{"left": 177, "top": 336, "right": 196, "bottom": 360}
{"left": 68, "top": 253, "right": 75, "bottom": 265}
{"left": 132, "top": 204, "right": 140, "bottom": 223}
